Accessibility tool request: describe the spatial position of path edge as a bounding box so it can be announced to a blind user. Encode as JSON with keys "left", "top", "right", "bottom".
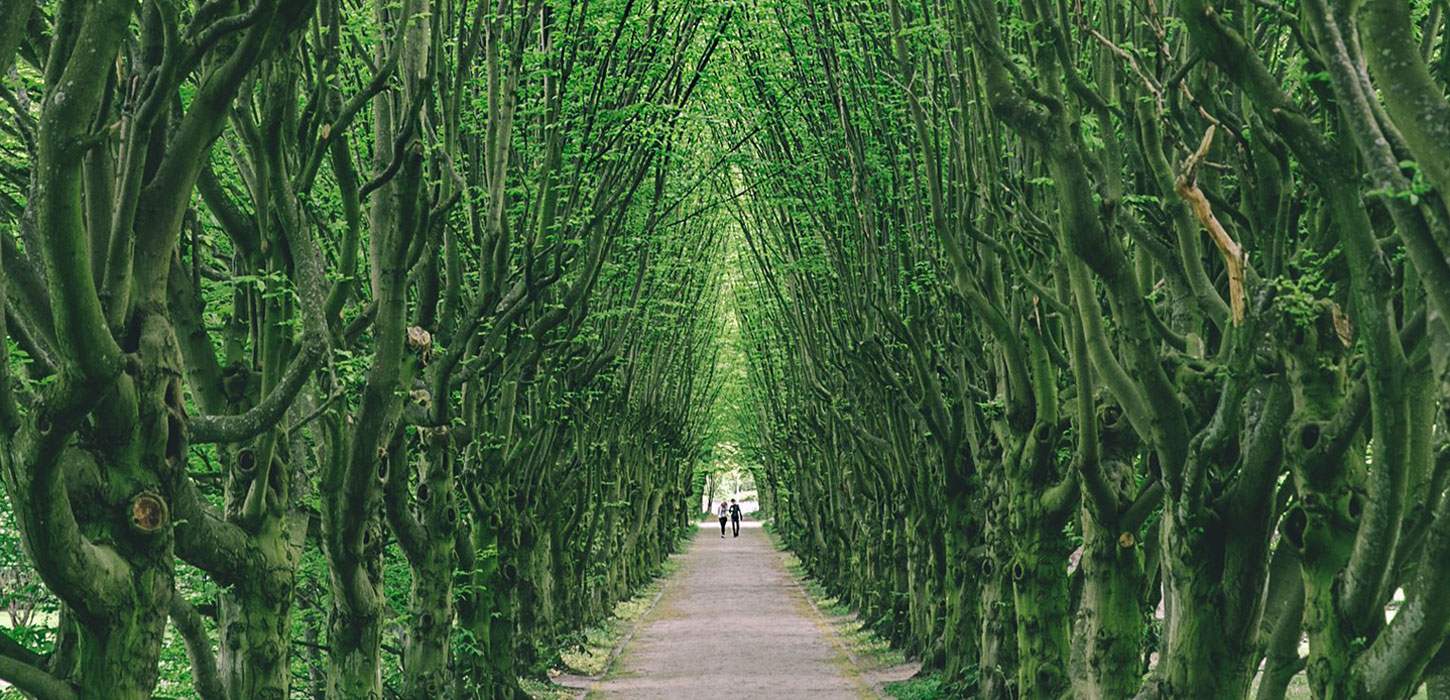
{"left": 765, "top": 524, "right": 888, "bottom": 700}
{"left": 552, "top": 532, "right": 692, "bottom": 700}
{"left": 572, "top": 577, "right": 670, "bottom": 700}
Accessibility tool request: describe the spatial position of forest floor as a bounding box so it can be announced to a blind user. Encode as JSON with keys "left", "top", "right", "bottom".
{"left": 579, "top": 520, "right": 892, "bottom": 699}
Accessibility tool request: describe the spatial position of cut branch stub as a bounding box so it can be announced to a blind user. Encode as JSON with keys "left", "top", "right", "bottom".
{"left": 1175, "top": 125, "right": 1247, "bottom": 326}
{"left": 407, "top": 326, "right": 433, "bottom": 362}
{"left": 1298, "top": 423, "right": 1323, "bottom": 452}
{"left": 1330, "top": 303, "right": 1353, "bottom": 347}
{"left": 1100, "top": 405, "right": 1123, "bottom": 430}
{"left": 236, "top": 448, "right": 257, "bottom": 475}
{"left": 130, "top": 492, "right": 169, "bottom": 535}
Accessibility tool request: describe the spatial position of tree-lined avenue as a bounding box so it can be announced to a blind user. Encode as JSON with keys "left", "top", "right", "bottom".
{"left": 5, "top": 0, "right": 1450, "bottom": 698}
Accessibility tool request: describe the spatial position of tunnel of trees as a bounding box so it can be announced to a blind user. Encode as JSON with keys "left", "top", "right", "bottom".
{"left": 3, "top": 0, "right": 1450, "bottom": 697}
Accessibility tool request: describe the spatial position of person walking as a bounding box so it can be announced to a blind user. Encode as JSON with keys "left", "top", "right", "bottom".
{"left": 729, "top": 499, "right": 742, "bottom": 537}
{"left": 717, "top": 501, "right": 729, "bottom": 538}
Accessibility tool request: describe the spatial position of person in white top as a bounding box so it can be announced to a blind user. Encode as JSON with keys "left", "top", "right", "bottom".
{"left": 717, "top": 501, "right": 729, "bottom": 538}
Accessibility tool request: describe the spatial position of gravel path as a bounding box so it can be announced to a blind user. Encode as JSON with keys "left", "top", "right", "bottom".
{"left": 589, "top": 521, "right": 874, "bottom": 699}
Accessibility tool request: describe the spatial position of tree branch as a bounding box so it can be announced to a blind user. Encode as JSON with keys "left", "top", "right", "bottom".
{"left": 0, "top": 652, "right": 75, "bottom": 700}
{"left": 169, "top": 593, "right": 226, "bottom": 700}
{"left": 0, "top": 630, "right": 43, "bottom": 669}
{"left": 188, "top": 342, "right": 321, "bottom": 444}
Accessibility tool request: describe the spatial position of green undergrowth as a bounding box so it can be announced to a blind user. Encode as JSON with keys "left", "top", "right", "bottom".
{"left": 883, "top": 673, "right": 946, "bottom": 700}
{"left": 766, "top": 524, "right": 944, "bottom": 699}
{"left": 519, "top": 677, "right": 576, "bottom": 700}
{"left": 523, "top": 536, "right": 689, "bottom": 699}
{"left": 1249, "top": 670, "right": 1427, "bottom": 700}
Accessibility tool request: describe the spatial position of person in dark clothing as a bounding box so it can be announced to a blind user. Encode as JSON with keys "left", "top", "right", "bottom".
{"left": 729, "top": 499, "right": 742, "bottom": 537}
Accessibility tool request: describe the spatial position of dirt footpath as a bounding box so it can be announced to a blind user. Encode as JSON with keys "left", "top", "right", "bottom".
{"left": 589, "top": 521, "right": 874, "bottom": 699}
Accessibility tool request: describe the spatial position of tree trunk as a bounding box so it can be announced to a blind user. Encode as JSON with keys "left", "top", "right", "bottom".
{"left": 1075, "top": 510, "right": 1146, "bottom": 699}
{"left": 942, "top": 494, "right": 982, "bottom": 692}
{"left": 326, "top": 606, "right": 383, "bottom": 700}
{"left": 1151, "top": 520, "right": 1257, "bottom": 699}
{"left": 217, "top": 524, "right": 298, "bottom": 700}
{"left": 1008, "top": 496, "right": 1071, "bottom": 698}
